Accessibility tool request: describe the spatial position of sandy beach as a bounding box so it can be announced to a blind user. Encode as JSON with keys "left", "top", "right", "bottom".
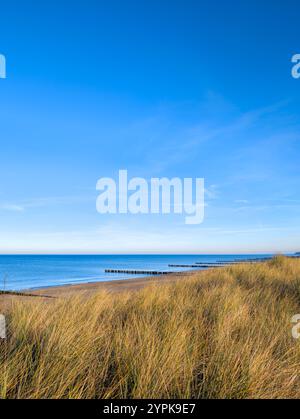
{"left": 28, "top": 270, "right": 197, "bottom": 296}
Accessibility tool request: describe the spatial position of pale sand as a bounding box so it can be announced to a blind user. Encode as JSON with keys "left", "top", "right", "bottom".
{"left": 0, "top": 271, "right": 199, "bottom": 309}
{"left": 28, "top": 271, "right": 197, "bottom": 297}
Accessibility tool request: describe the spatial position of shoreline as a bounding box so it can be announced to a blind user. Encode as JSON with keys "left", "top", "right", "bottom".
{"left": 0, "top": 255, "right": 280, "bottom": 298}
{"left": 3, "top": 254, "right": 287, "bottom": 300}
{"left": 25, "top": 270, "right": 199, "bottom": 298}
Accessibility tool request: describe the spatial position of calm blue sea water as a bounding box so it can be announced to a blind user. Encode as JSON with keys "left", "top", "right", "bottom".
{"left": 0, "top": 254, "right": 273, "bottom": 291}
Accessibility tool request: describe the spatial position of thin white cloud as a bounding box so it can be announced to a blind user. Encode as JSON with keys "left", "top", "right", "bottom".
{"left": 0, "top": 204, "right": 25, "bottom": 212}
{"left": 235, "top": 200, "right": 249, "bottom": 204}
{"left": 205, "top": 185, "right": 219, "bottom": 200}
{"left": 143, "top": 99, "right": 290, "bottom": 171}
{"left": 0, "top": 195, "right": 93, "bottom": 212}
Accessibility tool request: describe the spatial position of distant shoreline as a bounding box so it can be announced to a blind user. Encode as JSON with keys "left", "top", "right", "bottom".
{"left": 0, "top": 254, "right": 277, "bottom": 292}
{"left": 3, "top": 254, "right": 299, "bottom": 300}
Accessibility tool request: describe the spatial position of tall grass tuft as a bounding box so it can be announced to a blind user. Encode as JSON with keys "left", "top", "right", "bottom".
{"left": 1, "top": 256, "right": 300, "bottom": 399}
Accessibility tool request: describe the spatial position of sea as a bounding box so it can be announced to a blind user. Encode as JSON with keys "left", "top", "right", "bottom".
{"left": 0, "top": 254, "right": 274, "bottom": 291}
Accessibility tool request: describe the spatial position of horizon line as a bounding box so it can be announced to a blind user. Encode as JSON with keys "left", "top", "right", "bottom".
{"left": 0, "top": 252, "right": 291, "bottom": 256}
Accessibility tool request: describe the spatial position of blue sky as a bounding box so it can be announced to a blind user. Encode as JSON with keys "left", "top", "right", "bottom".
{"left": 0, "top": 0, "right": 299, "bottom": 254}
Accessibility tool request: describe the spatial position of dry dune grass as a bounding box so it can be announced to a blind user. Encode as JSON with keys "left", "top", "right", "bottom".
{"left": 1, "top": 256, "right": 300, "bottom": 399}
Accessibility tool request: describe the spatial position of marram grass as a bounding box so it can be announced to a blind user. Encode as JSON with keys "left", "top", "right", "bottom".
{"left": 1, "top": 256, "right": 300, "bottom": 399}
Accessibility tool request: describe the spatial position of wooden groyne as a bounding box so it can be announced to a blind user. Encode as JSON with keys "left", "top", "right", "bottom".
{"left": 105, "top": 269, "right": 172, "bottom": 275}
{"left": 168, "top": 264, "right": 200, "bottom": 268}
{"left": 168, "top": 264, "right": 221, "bottom": 268}
{"left": 0, "top": 290, "right": 55, "bottom": 299}
{"left": 195, "top": 258, "right": 273, "bottom": 267}
{"left": 215, "top": 258, "right": 272, "bottom": 264}
{"left": 105, "top": 257, "right": 279, "bottom": 279}
{"left": 195, "top": 262, "right": 228, "bottom": 266}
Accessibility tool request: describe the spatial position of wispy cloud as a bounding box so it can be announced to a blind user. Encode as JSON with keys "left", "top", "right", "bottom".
{"left": 205, "top": 185, "right": 219, "bottom": 200}
{"left": 235, "top": 200, "right": 249, "bottom": 204}
{"left": 0, "top": 195, "right": 94, "bottom": 212}
{"left": 0, "top": 204, "right": 25, "bottom": 212}
{"left": 139, "top": 98, "right": 291, "bottom": 172}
